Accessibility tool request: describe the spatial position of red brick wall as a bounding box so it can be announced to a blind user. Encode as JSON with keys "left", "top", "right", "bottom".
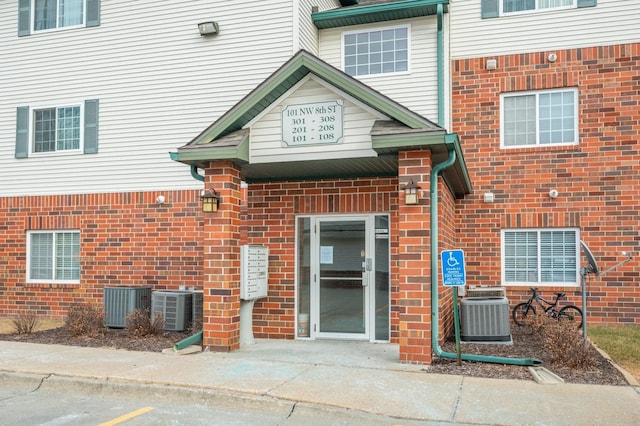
{"left": 452, "top": 43, "right": 640, "bottom": 324}
{"left": 243, "top": 176, "right": 400, "bottom": 340}
{"left": 0, "top": 191, "right": 203, "bottom": 318}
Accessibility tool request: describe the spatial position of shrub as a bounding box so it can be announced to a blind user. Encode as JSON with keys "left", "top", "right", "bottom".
{"left": 66, "top": 303, "right": 106, "bottom": 337}
{"left": 12, "top": 313, "right": 40, "bottom": 335}
{"left": 125, "top": 308, "right": 164, "bottom": 338}
{"left": 530, "top": 313, "right": 594, "bottom": 369}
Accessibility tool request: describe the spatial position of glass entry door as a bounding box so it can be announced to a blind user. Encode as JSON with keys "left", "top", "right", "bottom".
{"left": 296, "top": 214, "right": 389, "bottom": 342}
{"left": 317, "top": 217, "right": 369, "bottom": 339}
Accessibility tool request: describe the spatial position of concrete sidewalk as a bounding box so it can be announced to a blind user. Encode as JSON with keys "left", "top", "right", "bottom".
{"left": 1, "top": 339, "right": 639, "bottom": 425}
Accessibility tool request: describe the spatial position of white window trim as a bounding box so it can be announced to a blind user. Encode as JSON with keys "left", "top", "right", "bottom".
{"left": 341, "top": 24, "right": 411, "bottom": 79}
{"left": 500, "top": 0, "right": 576, "bottom": 16}
{"left": 31, "top": 0, "right": 86, "bottom": 33}
{"left": 27, "top": 229, "right": 81, "bottom": 284}
{"left": 501, "top": 228, "right": 580, "bottom": 287}
{"left": 28, "top": 100, "right": 85, "bottom": 157}
{"left": 500, "top": 88, "right": 579, "bottom": 149}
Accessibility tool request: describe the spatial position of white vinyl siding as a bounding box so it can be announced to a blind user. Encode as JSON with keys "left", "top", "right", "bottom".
{"left": 28, "top": 230, "right": 80, "bottom": 283}
{"left": 501, "top": 88, "right": 578, "bottom": 148}
{"left": 297, "top": 0, "right": 339, "bottom": 54}
{"left": 319, "top": 17, "right": 439, "bottom": 120}
{"left": 2, "top": 0, "right": 296, "bottom": 196}
{"left": 451, "top": 0, "right": 640, "bottom": 58}
{"left": 502, "top": 229, "right": 579, "bottom": 286}
{"left": 248, "top": 76, "right": 384, "bottom": 164}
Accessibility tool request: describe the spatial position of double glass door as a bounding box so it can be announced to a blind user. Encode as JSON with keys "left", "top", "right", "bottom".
{"left": 297, "top": 215, "right": 389, "bottom": 341}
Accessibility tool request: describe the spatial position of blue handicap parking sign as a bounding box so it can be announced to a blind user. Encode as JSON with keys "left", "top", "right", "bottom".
{"left": 441, "top": 249, "right": 466, "bottom": 287}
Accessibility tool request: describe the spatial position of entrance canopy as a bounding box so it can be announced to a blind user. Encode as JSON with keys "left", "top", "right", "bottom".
{"left": 170, "top": 50, "right": 471, "bottom": 197}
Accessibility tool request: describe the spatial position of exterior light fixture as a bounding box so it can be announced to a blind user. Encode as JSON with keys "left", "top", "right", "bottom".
{"left": 200, "top": 188, "right": 221, "bottom": 212}
{"left": 198, "top": 21, "right": 219, "bottom": 36}
{"left": 403, "top": 180, "right": 421, "bottom": 205}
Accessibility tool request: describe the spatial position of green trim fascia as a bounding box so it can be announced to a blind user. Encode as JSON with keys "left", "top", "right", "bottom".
{"left": 313, "top": 0, "right": 449, "bottom": 29}
{"left": 189, "top": 51, "right": 437, "bottom": 147}
{"left": 445, "top": 133, "right": 473, "bottom": 193}
{"left": 372, "top": 132, "right": 446, "bottom": 150}
{"left": 174, "top": 136, "right": 250, "bottom": 164}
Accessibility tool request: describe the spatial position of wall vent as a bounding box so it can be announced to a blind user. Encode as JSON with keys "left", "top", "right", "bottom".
{"left": 104, "top": 286, "right": 152, "bottom": 328}
{"left": 460, "top": 297, "right": 511, "bottom": 342}
{"left": 151, "top": 291, "right": 193, "bottom": 331}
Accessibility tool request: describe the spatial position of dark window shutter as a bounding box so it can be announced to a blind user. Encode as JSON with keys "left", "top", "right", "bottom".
{"left": 577, "top": 0, "right": 597, "bottom": 8}
{"left": 84, "top": 99, "right": 99, "bottom": 154}
{"left": 481, "top": 0, "right": 500, "bottom": 19}
{"left": 18, "top": 0, "right": 31, "bottom": 36}
{"left": 16, "top": 107, "right": 29, "bottom": 158}
{"left": 86, "top": 0, "right": 101, "bottom": 27}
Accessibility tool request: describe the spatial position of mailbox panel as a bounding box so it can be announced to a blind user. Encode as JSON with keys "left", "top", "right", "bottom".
{"left": 241, "top": 245, "right": 269, "bottom": 300}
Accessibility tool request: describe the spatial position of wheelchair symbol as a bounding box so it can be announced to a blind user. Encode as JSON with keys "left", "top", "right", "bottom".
{"left": 447, "top": 252, "right": 460, "bottom": 267}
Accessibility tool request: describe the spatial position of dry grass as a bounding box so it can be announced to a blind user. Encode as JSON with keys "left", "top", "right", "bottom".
{"left": 588, "top": 325, "right": 640, "bottom": 380}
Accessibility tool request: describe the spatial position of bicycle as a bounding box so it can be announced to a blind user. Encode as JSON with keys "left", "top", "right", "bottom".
{"left": 512, "top": 287, "right": 583, "bottom": 328}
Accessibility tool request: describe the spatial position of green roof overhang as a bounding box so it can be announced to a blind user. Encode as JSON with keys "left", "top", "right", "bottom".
{"left": 313, "top": 0, "right": 449, "bottom": 29}
{"left": 372, "top": 131, "right": 471, "bottom": 197}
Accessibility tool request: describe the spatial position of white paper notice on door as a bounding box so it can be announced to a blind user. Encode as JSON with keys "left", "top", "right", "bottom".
{"left": 320, "top": 246, "right": 333, "bottom": 264}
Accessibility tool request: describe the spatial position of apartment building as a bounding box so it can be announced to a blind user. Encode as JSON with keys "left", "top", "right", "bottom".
{"left": 1, "top": 0, "right": 637, "bottom": 364}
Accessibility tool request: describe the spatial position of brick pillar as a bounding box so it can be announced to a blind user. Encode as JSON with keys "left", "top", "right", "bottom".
{"left": 202, "top": 161, "right": 242, "bottom": 352}
{"left": 397, "top": 149, "right": 433, "bottom": 364}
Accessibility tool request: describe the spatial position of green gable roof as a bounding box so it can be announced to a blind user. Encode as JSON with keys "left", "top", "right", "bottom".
{"left": 171, "top": 50, "right": 471, "bottom": 196}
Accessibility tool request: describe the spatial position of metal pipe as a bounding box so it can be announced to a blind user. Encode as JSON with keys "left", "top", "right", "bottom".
{"left": 429, "top": 145, "right": 541, "bottom": 366}
{"left": 190, "top": 165, "right": 205, "bottom": 182}
{"left": 174, "top": 330, "right": 203, "bottom": 351}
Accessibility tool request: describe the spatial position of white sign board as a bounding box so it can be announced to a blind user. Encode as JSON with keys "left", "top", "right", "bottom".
{"left": 241, "top": 245, "right": 269, "bottom": 300}
{"left": 281, "top": 101, "right": 343, "bottom": 146}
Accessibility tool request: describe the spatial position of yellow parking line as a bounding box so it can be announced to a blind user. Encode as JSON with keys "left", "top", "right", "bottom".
{"left": 98, "top": 406, "right": 155, "bottom": 426}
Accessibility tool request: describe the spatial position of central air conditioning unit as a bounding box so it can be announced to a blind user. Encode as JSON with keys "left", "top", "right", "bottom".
{"left": 151, "top": 291, "right": 193, "bottom": 332}
{"left": 460, "top": 297, "right": 511, "bottom": 342}
{"left": 104, "top": 286, "right": 152, "bottom": 328}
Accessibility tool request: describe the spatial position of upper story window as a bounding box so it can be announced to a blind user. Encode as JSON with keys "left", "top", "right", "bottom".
{"left": 15, "top": 99, "right": 99, "bottom": 158}
{"left": 18, "top": 0, "right": 100, "bottom": 36}
{"left": 501, "top": 88, "right": 578, "bottom": 148}
{"left": 34, "top": 0, "right": 84, "bottom": 30}
{"left": 481, "top": 0, "right": 596, "bottom": 19}
{"left": 33, "top": 105, "right": 81, "bottom": 153}
{"left": 342, "top": 25, "right": 409, "bottom": 77}
{"left": 503, "top": 0, "right": 573, "bottom": 14}
{"left": 502, "top": 228, "right": 579, "bottom": 286}
{"left": 28, "top": 230, "right": 80, "bottom": 283}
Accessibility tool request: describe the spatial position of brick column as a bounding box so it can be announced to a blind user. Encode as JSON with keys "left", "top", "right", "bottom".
{"left": 202, "top": 161, "right": 242, "bottom": 352}
{"left": 397, "top": 149, "right": 433, "bottom": 364}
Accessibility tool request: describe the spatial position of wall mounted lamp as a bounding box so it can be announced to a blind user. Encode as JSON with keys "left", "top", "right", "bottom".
{"left": 402, "top": 180, "right": 421, "bottom": 205}
{"left": 549, "top": 189, "right": 559, "bottom": 199}
{"left": 198, "top": 21, "right": 219, "bottom": 36}
{"left": 201, "top": 188, "right": 221, "bottom": 212}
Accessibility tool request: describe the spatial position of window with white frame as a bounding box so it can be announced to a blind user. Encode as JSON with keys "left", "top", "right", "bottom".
{"left": 28, "top": 230, "right": 80, "bottom": 283}
{"left": 501, "top": 88, "right": 578, "bottom": 148}
{"left": 503, "top": 0, "right": 574, "bottom": 14}
{"left": 502, "top": 229, "right": 579, "bottom": 286}
{"left": 33, "top": 105, "right": 81, "bottom": 153}
{"left": 15, "top": 99, "right": 99, "bottom": 159}
{"left": 342, "top": 25, "right": 409, "bottom": 77}
{"left": 34, "top": 0, "right": 85, "bottom": 31}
